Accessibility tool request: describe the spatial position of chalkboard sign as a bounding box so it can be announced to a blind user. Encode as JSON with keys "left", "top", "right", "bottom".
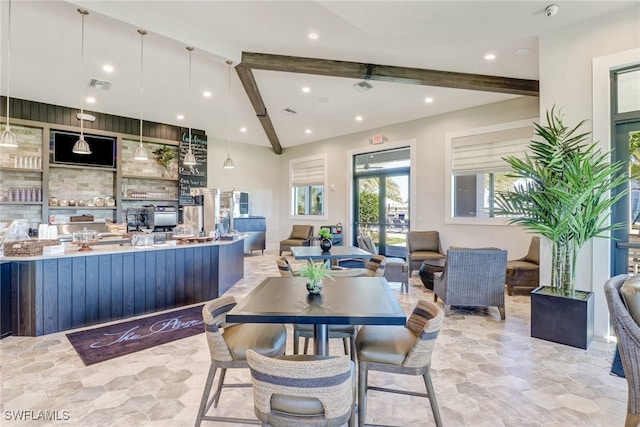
{"left": 179, "top": 128, "right": 208, "bottom": 205}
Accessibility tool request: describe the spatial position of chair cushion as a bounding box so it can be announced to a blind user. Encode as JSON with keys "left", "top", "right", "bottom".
{"left": 621, "top": 277, "right": 640, "bottom": 326}
{"left": 411, "top": 251, "right": 446, "bottom": 261}
{"left": 356, "top": 325, "right": 417, "bottom": 366}
{"left": 224, "top": 323, "right": 287, "bottom": 359}
{"left": 290, "top": 225, "right": 312, "bottom": 240}
{"left": 506, "top": 260, "right": 539, "bottom": 271}
{"left": 280, "top": 238, "right": 307, "bottom": 247}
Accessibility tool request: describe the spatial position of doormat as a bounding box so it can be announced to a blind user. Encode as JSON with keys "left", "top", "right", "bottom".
{"left": 66, "top": 304, "right": 205, "bottom": 366}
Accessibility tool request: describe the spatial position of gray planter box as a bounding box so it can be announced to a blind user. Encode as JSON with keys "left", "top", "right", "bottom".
{"left": 530, "top": 285, "right": 594, "bottom": 350}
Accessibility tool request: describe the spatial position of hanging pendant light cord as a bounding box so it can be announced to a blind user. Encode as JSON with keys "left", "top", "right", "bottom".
{"left": 227, "top": 60, "right": 231, "bottom": 158}
{"left": 79, "top": 9, "right": 86, "bottom": 139}
{"left": 4, "top": 0, "right": 12, "bottom": 130}
{"left": 139, "top": 29, "right": 145, "bottom": 144}
{"left": 188, "top": 47, "right": 193, "bottom": 151}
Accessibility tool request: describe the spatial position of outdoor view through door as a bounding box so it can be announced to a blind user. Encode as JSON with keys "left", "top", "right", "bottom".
{"left": 354, "top": 148, "right": 410, "bottom": 258}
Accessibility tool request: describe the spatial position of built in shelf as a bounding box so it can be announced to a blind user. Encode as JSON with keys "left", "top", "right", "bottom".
{"left": 0, "top": 167, "right": 43, "bottom": 173}
{"left": 49, "top": 164, "right": 117, "bottom": 172}
{"left": 0, "top": 201, "right": 42, "bottom": 205}
{"left": 122, "top": 174, "right": 178, "bottom": 181}
{"left": 122, "top": 198, "right": 179, "bottom": 202}
{"left": 47, "top": 206, "right": 117, "bottom": 210}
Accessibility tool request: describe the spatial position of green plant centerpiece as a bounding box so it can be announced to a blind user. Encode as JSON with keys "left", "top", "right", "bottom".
{"left": 495, "top": 107, "right": 629, "bottom": 298}
{"left": 152, "top": 145, "right": 176, "bottom": 174}
{"left": 318, "top": 228, "right": 333, "bottom": 252}
{"left": 299, "top": 258, "right": 334, "bottom": 294}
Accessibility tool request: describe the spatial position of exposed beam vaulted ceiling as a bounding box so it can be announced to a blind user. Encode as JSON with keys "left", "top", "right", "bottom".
{"left": 237, "top": 52, "right": 540, "bottom": 154}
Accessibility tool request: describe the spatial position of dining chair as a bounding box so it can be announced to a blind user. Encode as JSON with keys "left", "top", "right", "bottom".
{"left": 604, "top": 275, "right": 640, "bottom": 427}
{"left": 358, "top": 254, "right": 387, "bottom": 277}
{"left": 356, "top": 299, "right": 444, "bottom": 427}
{"left": 195, "top": 296, "right": 288, "bottom": 426}
{"left": 246, "top": 349, "right": 355, "bottom": 427}
{"left": 276, "top": 256, "right": 300, "bottom": 277}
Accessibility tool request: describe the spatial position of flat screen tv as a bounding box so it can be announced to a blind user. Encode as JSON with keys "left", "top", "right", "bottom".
{"left": 51, "top": 130, "right": 117, "bottom": 168}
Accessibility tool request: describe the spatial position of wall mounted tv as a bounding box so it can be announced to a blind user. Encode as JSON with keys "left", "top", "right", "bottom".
{"left": 50, "top": 130, "right": 117, "bottom": 168}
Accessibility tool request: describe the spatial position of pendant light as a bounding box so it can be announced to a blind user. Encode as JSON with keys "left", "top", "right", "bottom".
{"left": 72, "top": 8, "right": 91, "bottom": 155}
{"left": 0, "top": 0, "right": 18, "bottom": 148}
{"left": 222, "top": 60, "right": 235, "bottom": 169}
{"left": 133, "top": 29, "right": 148, "bottom": 161}
{"left": 183, "top": 46, "right": 197, "bottom": 166}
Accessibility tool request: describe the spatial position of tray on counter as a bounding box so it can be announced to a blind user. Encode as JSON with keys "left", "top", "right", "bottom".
{"left": 4, "top": 239, "right": 60, "bottom": 256}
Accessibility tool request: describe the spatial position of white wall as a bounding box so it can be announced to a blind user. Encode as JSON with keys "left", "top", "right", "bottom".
{"left": 539, "top": 4, "right": 640, "bottom": 337}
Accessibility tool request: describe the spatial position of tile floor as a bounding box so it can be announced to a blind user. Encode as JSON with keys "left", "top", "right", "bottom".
{"left": 0, "top": 250, "right": 629, "bottom": 426}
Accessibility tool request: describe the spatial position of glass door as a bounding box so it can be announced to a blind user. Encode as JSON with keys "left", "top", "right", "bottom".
{"left": 353, "top": 148, "right": 410, "bottom": 258}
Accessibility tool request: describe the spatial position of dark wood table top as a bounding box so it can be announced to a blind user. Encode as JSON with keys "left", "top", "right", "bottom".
{"left": 291, "top": 245, "right": 373, "bottom": 261}
{"left": 227, "top": 276, "right": 406, "bottom": 326}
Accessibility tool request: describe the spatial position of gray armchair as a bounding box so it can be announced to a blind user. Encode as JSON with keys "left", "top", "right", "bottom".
{"left": 407, "top": 231, "right": 445, "bottom": 276}
{"left": 279, "top": 224, "right": 314, "bottom": 255}
{"left": 506, "top": 236, "right": 540, "bottom": 296}
{"left": 433, "top": 248, "right": 508, "bottom": 319}
{"left": 604, "top": 275, "right": 640, "bottom": 427}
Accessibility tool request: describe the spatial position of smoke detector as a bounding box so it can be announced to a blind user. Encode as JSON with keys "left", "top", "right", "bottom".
{"left": 353, "top": 81, "right": 373, "bottom": 93}
{"left": 281, "top": 108, "right": 297, "bottom": 116}
{"left": 545, "top": 4, "right": 559, "bottom": 17}
{"left": 89, "top": 79, "right": 111, "bottom": 90}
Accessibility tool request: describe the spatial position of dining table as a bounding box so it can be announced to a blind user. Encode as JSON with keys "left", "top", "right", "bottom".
{"left": 290, "top": 245, "right": 372, "bottom": 267}
{"left": 226, "top": 276, "right": 406, "bottom": 356}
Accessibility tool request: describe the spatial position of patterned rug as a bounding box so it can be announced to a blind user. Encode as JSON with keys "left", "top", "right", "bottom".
{"left": 66, "top": 305, "right": 204, "bottom": 365}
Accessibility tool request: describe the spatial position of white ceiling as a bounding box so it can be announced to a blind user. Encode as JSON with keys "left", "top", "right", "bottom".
{"left": 1, "top": 1, "right": 637, "bottom": 150}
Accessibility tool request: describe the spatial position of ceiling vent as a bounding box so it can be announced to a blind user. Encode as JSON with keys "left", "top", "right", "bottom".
{"left": 281, "top": 108, "right": 297, "bottom": 116}
{"left": 89, "top": 79, "right": 111, "bottom": 90}
{"left": 353, "top": 81, "right": 373, "bottom": 93}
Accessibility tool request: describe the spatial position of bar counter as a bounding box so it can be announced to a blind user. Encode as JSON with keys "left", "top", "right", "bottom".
{"left": 1, "top": 235, "right": 246, "bottom": 336}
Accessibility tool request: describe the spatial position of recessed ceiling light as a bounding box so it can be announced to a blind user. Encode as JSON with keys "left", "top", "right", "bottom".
{"left": 103, "top": 64, "right": 114, "bottom": 73}
{"left": 355, "top": 116, "right": 363, "bottom": 121}
{"left": 240, "top": 127, "right": 247, "bottom": 133}
{"left": 302, "top": 86, "right": 310, "bottom": 93}
{"left": 177, "top": 114, "right": 184, "bottom": 120}
{"left": 86, "top": 96, "right": 96, "bottom": 104}
{"left": 484, "top": 53, "right": 496, "bottom": 61}
{"left": 203, "top": 91, "right": 212, "bottom": 97}
{"left": 305, "top": 129, "right": 312, "bottom": 134}
{"left": 515, "top": 48, "right": 531, "bottom": 56}
{"left": 425, "top": 97, "right": 434, "bottom": 104}
{"left": 308, "top": 32, "right": 319, "bottom": 40}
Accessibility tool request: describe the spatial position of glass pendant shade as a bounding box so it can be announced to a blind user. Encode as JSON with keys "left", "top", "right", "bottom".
{"left": 1, "top": 0, "right": 18, "bottom": 148}
{"left": 223, "top": 155, "right": 235, "bottom": 169}
{"left": 133, "top": 141, "right": 148, "bottom": 160}
{"left": 72, "top": 136, "right": 91, "bottom": 154}
{"left": 184, "top": 148, "right": 197, "bottom": 166}
{"left": 0, "top": 126, "right": 18, "bottom": 148}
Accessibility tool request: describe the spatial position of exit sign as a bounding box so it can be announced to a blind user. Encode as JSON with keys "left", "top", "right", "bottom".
{"left": 371, "top": 134, "right": 387, "bottom": 145}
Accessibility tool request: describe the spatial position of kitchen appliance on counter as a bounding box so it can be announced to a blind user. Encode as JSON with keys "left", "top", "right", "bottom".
{"left": 181, "top": 188, "right": 220, "bottom": 235}
{"left": 144, "top": 205, "right": 178, "bottom": 232}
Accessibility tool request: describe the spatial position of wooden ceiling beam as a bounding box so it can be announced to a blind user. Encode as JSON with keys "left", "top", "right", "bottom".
{"left": 237, "top": 51, "right": 540, "bottom": 154}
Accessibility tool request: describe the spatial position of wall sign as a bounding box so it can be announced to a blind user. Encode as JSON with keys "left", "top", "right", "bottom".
{"left": 178, "top": 128, "right": 208, "bottom": 205}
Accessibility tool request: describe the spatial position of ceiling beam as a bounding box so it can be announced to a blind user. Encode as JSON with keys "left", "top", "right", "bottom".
{"left": 238, "top": 51, "right": 540, "bottom": 154}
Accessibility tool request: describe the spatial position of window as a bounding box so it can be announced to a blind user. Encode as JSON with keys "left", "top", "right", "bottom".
{"left": 290, "top": 154, "right": 327, "bottom": 219}
{"left": 445, "top": 119, "right": 536, "bottom": 223}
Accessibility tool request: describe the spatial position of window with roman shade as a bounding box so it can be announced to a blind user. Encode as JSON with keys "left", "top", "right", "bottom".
{"left": 290, "top": 154, "right": 327, "bottom": 219}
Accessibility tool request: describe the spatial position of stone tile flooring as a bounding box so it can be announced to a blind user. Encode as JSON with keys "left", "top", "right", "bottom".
{"left": 0, "top": 250, "right": 629, "bottom": 426}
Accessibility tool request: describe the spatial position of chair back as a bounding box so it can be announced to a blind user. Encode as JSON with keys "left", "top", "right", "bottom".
{"left": 524, "top": 236, "right": 541, "bottom": 265}
{"left": 246, "top": 350, "right": 353, "bottom": 424}
{"left": 276, "top": 256, "right": 295, "bottom": 277}
{"left": 403, "top": 300, "right": 443, "bottom": 368}
{"left": 289, "top": 224, "right": 314, "bottom": 240}
{"left": 442, "top": 248, "right": 507, "bottom": 289}
{"left": 407, "top": 231, "right": 442, "bottom": 253}
{"left": 357, "top": 235, "right": 378, "bottom": 255}
{"left": 364, "top": 254, "right": 387, "bottom": 277}
{"left": 202, "top": 296, "right": 237, "bottom": 363}
{"left": 604, "top": 275, "right": 640, "bottom": 423}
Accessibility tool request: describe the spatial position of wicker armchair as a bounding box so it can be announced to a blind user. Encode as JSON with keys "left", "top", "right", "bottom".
{"left": 604, "top": 275, "right": 640, "bottom": 427}
{"left": 433, "top": 248, "right": 508, "bottom": 319}
{"left": 246, "top": 350, "right": 355, "bottom": 427}
{"left": 506, "top": 236, "right": 540, "bottom": 296}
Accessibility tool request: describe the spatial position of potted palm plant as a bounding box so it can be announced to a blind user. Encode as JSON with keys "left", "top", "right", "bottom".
{"left": 495, "top": 107, "right": 629, "bottom": 349}
{"left": 299, "top": 258, "right": 334, "bottom": 294}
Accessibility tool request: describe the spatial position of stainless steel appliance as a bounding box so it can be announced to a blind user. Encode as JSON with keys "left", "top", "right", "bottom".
{"left": 182, "top": 188, "right": 220, "bottom": 235}
{"left": 145, "top": 205, "right": 178, "bottom": 231}
{"left": 220, "top": 191, "right": 249, "bottom": 232}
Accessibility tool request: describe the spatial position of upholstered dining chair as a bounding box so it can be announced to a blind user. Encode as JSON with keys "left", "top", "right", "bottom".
{"left": 358, "top": 254, "right": 387, "bottom": 277}
{"left": 279, "top": 224, "right": 314, "bottom": 255}
{"left": 246, "top": 350, "right": 355, "bottom": 427}
{"left": 407, "top": 231, "right": 445, "bottom": 276}
{"left": 354, "top": 235, "right": 409, "bottom": 290}
{"left": 195, "top": 296, "right": 288, "bottom": 426}
{"left": 356, "top": 299, "right": 444, "bottom": 427}
{"left": 604, "top": 275, "right": 640, "bottom": 427}
{"left": 433, "top": 248, "right": 508, "bottom": 319}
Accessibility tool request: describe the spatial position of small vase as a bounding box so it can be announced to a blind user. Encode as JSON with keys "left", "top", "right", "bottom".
{"left": 320, "top": 238, "right": 332, "bottom": 252}
{"left": 306, "top": 279, "right": 323, "bottom": 295}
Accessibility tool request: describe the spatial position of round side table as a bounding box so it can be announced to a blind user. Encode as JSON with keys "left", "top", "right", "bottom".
{"left": 418, "top": 258, "right": 446, "bottom": 290}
